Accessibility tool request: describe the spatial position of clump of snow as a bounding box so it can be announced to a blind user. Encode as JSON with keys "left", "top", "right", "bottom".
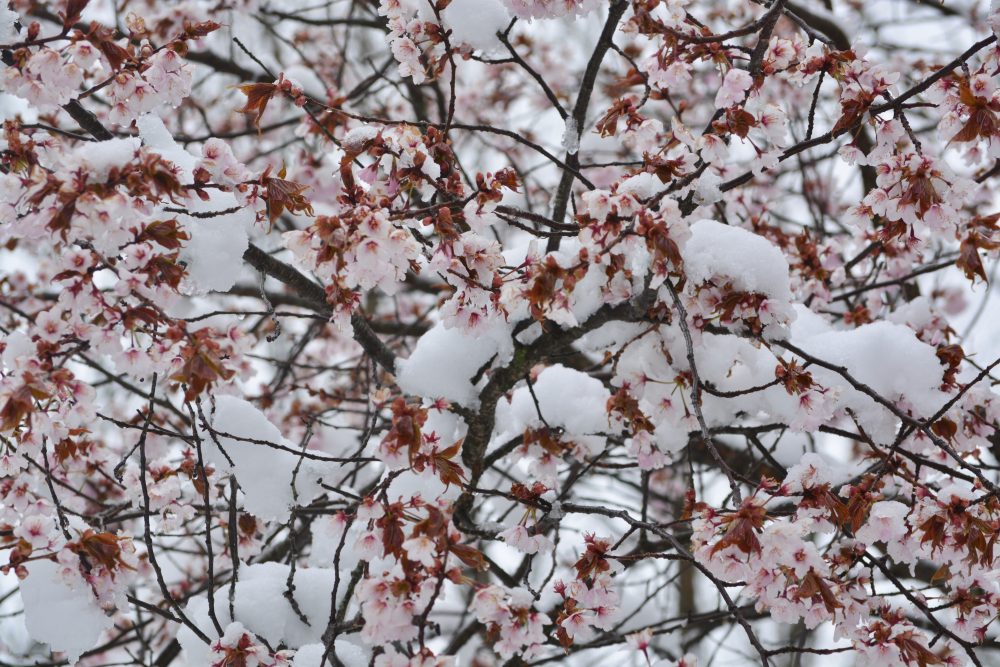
{"left": 562, "top": 116, "right": 580, "bottom": 155}
{"left": 292, "top": 643, "right": 367, "bottom": 667}
{"left": 504, "top": 364, "right": 610, "bottom": 437}
{"left": 510, "top": 364, "right": 611, "bottom": 435}
{"left": 20, "top": 559, "right": 113, "bottom": 665}
{"left": 783, "top": 452, "right": 854, "bottom": 492}
{"left": 695, "top": 332, "right": 798, "bottom": 425}
{"left": 292, "top": 644, "right": 326, "bottom": 667}
{"left": 44, "top": 138, "right": 141, "bottom": 182}
{"left": 568, "top": 262, "right": 609, "bottom": 323}
{"left": 693, "top": 170, "right": 723, "bottom": 205}
{"left": 293, "top": 642, "right": 367, "bottom": 667}
{"left": 177, "top": 199, "right": 251, "bottom": 294}
{"left": 137, "top": 114, "right": 251, "bottom": 294}
{"left": 489, "top": 364, "right": 612, "bottom": 480}
{"left": 385, "top": 467, "right": 464, "bottom": 504}
{"left": 136, "top": 114, "right": 186, "bottom": 166}
{"left": 342, "top": 124, "right": 381, "bottom": 151}
{"left": 794, "top": 321, "right": 946, "bottom": 444}
{"left": 618, "top": 172, "right": 660, "bottom": 199}
{"left": 502, "top": 0, "right": 600, "bottom": 20}
{"left": 684, "top": 219, "right": 792, "bottom": 304}
{"left": 207, "top": 396, "right": 330, "bottom": 523}
{"left": 682, "top": 219, "right": 795, "bottom": 334}
{"left": 442, "top": 0, "right": 510, "bottom": 52}
{"left": 179, "top": 563, "right": 370, "bottom": 664}
{"left": 789, "top": 303, "right": 833, "bottom": 339}
{"left": 0, "top": 6, "right": 17, "bottom": 45}
{"left": 307, "top": 512, "right": 365, "bottom": 571}
{"left": 395, "top": 322, "right": 513, "bottom": 407}
{"left": 390, "top": 0, "right": 509, "bottom": 53}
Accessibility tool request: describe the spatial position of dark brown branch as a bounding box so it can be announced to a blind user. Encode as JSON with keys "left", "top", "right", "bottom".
{"left": 241, "top": 244, "right": 397, "bottom": 374}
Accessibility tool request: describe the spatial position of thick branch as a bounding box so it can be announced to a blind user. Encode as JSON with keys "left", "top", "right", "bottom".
{"left": 546, "top": 0, "right": 629, "bottom": 252}
{"left": 241, "top": 245, "right": 397, "bottom": 374}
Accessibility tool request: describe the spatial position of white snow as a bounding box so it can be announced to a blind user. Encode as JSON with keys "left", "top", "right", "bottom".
{"left": 207, "top": 396, "right": 330, "bottom": 522}
{"left": 783, "top": 452, "right": 854, "bottom": 492}
{"left": 386, "top": 467, "right": 463, "bottom": 503}
{"left": 562, "top": 116, "right": 580, "bottom": 155}
{"left": 682, "top": 219, "right": 795, "bottom": 335}
{"left": 136, "top": 114, "right": 185, "bottom": 166}
{"left": 307, "top": 514, "right": 363, "bottom": 571}
{"left": 293, "top": 642, "right": 368, "bottom": 667}
{"left": 696, "top": 332, "right": 798, "bottom": 425}
{"left": 137, "top": 115, "right": 251, "bottom": 294}
{"left": 395, "top": 322, "right": 513, "bottom": 407}
{"left": 790, "top": 303, "right": 833, "bottom": 339}
{"left": 58, "top": 138, "right": 141, "bottom": 182}
{"left": 0, "top": 6, "right": 17, "bottom": 45}
{"left": 177, "top": 199, "right": 251, "bottom": 294}
{"left": 683, "top": 219, "right": 793, "bottom": 305}
{"left": 794, "top": 321, "right": 946, "bottom": 444}
{"left": 20, "top": 559, "right": 113, "bottom": 665}
{"left": 441, "top": 0, "right": 510, "bottom": 52}
{"left": 342, "top": 125, "right": 380, "bottom": 151}
{"left": 569, "top": 263, "right": 608, "bottom": 323}
{"left": 504, "top": 364, "right": 610, "bottom": 436}
{"left": 292, "top": 644, "right": 326, "bottom": 667}
{"left": 618, "top": 172, "right": 660, "bottom": 199}
{"left": 178, "top": 563, "right": 369, "bottom": 664}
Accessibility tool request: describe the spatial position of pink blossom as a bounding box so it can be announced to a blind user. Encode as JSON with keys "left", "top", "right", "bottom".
{"left": 715, "top": 69, "right": 753, "bottom": 108}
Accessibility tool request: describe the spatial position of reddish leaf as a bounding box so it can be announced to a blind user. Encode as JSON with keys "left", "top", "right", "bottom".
{"left": 69, "top": 530, "right": 135, "bottom": 577}
{"left": 832, "top": 94, "right": 873, "bottom": 134}
{"left": 450, "top": 542, "right": 487, "bottom": 571}
{"left": 709, "top": 499, "right": 768, "bottom": 556}
{"left": 574, "top": 534, "right": 612, "bottom": 580}
{"left": 376, "top": 504, "right": 406, "bottom": 558}
{"left": 61, "top": 0, "right": 90, "bottom": 28}
{"left": 138, "top": 219, "right": 190, "bottom": 250}
{"left": 775, "top": 359, "right": 814, "bottom": 395}
{"left": 236, "top": 82, "right": 278, "bottom": 129}
{"left": 261, "top": 166, "right": 314, "bottom": 226}
{"left": 0, "top": 386, "right": 35, "bottom": 432}
{"left": 182, "top": 20, "right": 222, "bottom": 40}
{"left": 87, "top": 24, "right": 132, "bottom": 71}
{"left": 170, "top": 331, "right": 236, "bottom": 400}
{"left": 795, "top": 569, "right": 843, "bottom": 614}
{"left": 382, "top": 398, "right": 427, "bottom": 466}
{"left": 957, "top": 234, "right": 988, "bottom": 282}
{"left": 430, "top": 439, "right": 466, "bottom": 488}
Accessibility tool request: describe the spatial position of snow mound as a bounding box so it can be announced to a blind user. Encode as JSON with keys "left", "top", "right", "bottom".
{"left": 179, "top": 562, "right": 369, "bottom": 664}
{"left": 20, "top": 559, "right": 113, "bottom": 665}
{"left": 794, "top": 321, "right": 946, "bottom": 444}
{"left": 207, "top": 396, "right": 332, "bottom": 522}
{"left": 683, "top": 219, "right": 794, "bottom": 335}
{"left": 396, "top": 322, "right": 513, "bottom": 407}
{"left": 137, "top": 114, "right": 251, "bottom": 294}
{"left": 443, "top": 0, "right": 510, "bottom": 52}
{"left": 684, "top": 219, "right": 792, "bottom": 303}
{"left": 504, "top": 364, "right": 610, "bottom": 437}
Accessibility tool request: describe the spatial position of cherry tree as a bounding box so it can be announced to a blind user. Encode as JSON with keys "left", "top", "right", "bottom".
{"left": 3, "top": 0, "right": 1000, "bottom": 665}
